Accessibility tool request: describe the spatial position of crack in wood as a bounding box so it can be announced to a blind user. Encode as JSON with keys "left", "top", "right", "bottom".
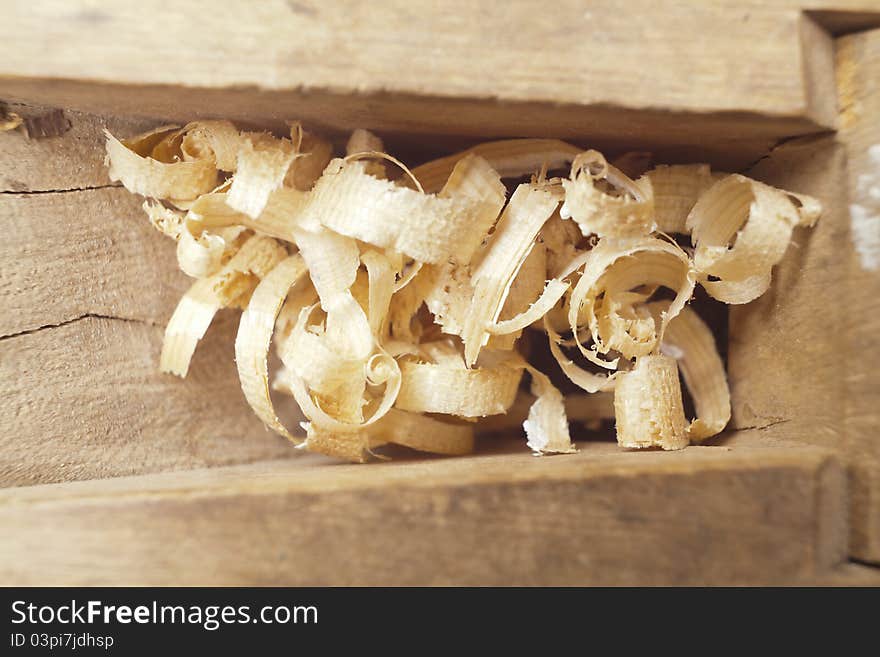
{"left": 0, "top": 312, "right": 159, "bottom": 342}
{"left": 743, "top": 131, "right": 835, "bottom": 174}
{"left": 0, "top": 183, "right": 121, "bottom": 195}
{"left": 736, "top": 418, "right": 793, "bottom": 432}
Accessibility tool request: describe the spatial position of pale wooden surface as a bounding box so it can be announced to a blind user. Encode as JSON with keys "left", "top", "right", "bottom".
{"left": 0, "top": 2, "right": 837, "bottom": 117}
{"left": 2, "top": 1, "right": 874, "bottom": 170}
{"left": 0, "top": 103, "right": 156, "bottom": 193}
{"left": 0, "top": 188, "right": 185, "bottom": 337}
{"left": 733, "top": 128, "right": 880, "bottom": 562}
{"left": 733, "top": 135, "right": 848, "bottom": 447}
{"left": 0, "top": 438, "right": 849, "bottom": 586}
{"left": 0, "top": 104, "right": 174, "bottom": 337}
{"left": 835, "top": 27, "right": 880, "bottom": 562}
{"left": 0, "top": 315, "right": 298, "bottom": 486}
{"left": 732, "top": 137, "right": 868, "bottom": 556}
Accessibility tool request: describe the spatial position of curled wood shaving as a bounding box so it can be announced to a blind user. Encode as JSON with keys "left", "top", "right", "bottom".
{"left": 462, "top": 183, "right": 560, "bottom": 366}
{"left": 687, "top": 174, "right": 820, "bottom": 304}
{"left": 160, "top": 235, "right": 287, "bottom": 377}
{"left": 566, "top": 236, "right": 695, "bottom": 372}
{"left": 105, "top": 126, "right": 218, "bottom": 201}
{"left": 303, "top": 156, "right": 505, "bottom": 265}
{"left": 648, "top": 301, "right": 731, "bottom": 442}
{"left": 412, "top": 138, "right": 583, "bottom": 193}
{"left": 235, "top": 254, "right": 308, "bottom": 441}
{"left": 396, "top": 357, "right": 522, "bottom": 418}
{"left": 560, "top": 150, "right": 655, "bottom": 238}
{"left": 106, "top": 122, "right": 820, "bottom": 462}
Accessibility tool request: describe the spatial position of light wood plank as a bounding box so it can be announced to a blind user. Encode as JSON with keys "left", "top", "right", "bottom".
{"left": 733, "top": 33, "right": 880, "bottom": 562}
{"left": 0, "top": 1, "right": 833, "bottom": 120}
{"left": 0, "top": 314, "right": 299, "bottom": 487}
{"left": 0, "top": 188, "right": 186, "bottom": 337}
{"left": 0, "top": 103, "right": 157, "bottom": 193}
{"left": 0, "top": 439, "right": 847, "bottom": 586}
{"left": 0, "top": 1, "right": 854, "bottom": 170}
{"left": 835, "top": 27, "right": 880, "bottom": 563}
{"left": 732, "top": 136, "right": 848, "bottom": 447}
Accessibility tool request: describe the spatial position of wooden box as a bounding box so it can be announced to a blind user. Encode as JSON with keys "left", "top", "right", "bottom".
{"left": 1, "top": 1, "right": 879, "bottom": 585}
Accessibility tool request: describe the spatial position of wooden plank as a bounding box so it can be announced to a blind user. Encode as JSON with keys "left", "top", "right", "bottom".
{"left": 836, "top": 27, "right": 880, "bottom": 563}
{"left": 730, "top": 136, "right": 862, "bottom": 552}
{"left": 733, "top": 33, "right": 880, "bottom": 562}
{"left": 732, "top": 136, "right": 848, "bottom": 448}
{"left": 732, "top": 137, "right": 875, "bottom": 561}
{"left": 0, "top": 1, "right": 834, "bottom": 120}
{"left": 0, "top": 103, "right": 157, "bottom": 193}
{"left": 0, "top": 1, "right": 850, "bottom": 171}
{"left": 0, "top": 188, "right": 186, "bottom": 337}
{"left": 0, "top": 315, "right": 299, "bottom": 487}
{"left": 0, "top": 438, "right": 847, "bottom": 586}
{"left": 0, "top": 104, "right": 174, "bottom": 336}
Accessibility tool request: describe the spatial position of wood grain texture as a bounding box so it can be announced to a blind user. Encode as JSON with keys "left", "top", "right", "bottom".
{"left": 733, "top": 90, "right": 880, "bottom": 560}
{"left": 0, "top": 105, "right": 182, "bottom": 337}
{"left": 0, "top": 315, "right": 298, "bottom": 487}
{"left": 0, "top": 188, "right": 186, "bottom": 337}
{"left": 0, "top": 1, "right": 860, "bottom": 171}
{"left": 729, "top": 137, "right": 863, "bottom": 553}
{"left": 1, "top": 80, "right": 792, "bottom": 173}
{"left": 0, "top": 439, "right": 848, "bottom": 586}
{"left": 835, "top": 28, "right": 880, "bottom": 562}
{"left": 732, "top": 136, "right": 848, "bottom": 447}
{"left": 0, "top": 1, "right": 835, "bottom": 119}
{"left": 0, "top": 103, "right": 158, "bottom": 193}
{"left": 0, "top": 2, "right": 874, "bottom": 579}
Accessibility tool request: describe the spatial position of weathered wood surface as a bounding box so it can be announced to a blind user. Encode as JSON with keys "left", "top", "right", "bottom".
{"left": 0, "top": 314, "right": 299, "bottom": 487}
{"left": 0, "top": 103, "right": 157, "bottom": 193}
{"left": 733, "top": 137, "right": 871, "bottom": 557}
{"left": 835, "top": 27, "right": 880, "bottom": 562}
{"left": 0, "top": 104, "right": 172, "bottom": 336}
{"left": 0, "top": 188, "right": 184, "bottom": 337}
{"left": 732, "top": 43, "right": 880, "bottom": 563}
{"left": 733, "top": 136, "right": 848, "bottom": 447}
{"left": 2, "top": 1, "right": 876, "bottom": 169}
{"left": 0, "top": 439, "right": 850, "bottom": 586}
{"left": 0, "top": 106, "right": 297, "bottom": 486}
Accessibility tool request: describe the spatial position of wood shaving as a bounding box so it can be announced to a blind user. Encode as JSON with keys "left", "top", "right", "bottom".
{"left": 105, "top": 123, "right": 820, "bottom": 461}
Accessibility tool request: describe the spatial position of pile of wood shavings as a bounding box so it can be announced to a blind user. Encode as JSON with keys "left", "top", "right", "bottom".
{"left": 104, "top": 122, "right": 820, "bottom": 462}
